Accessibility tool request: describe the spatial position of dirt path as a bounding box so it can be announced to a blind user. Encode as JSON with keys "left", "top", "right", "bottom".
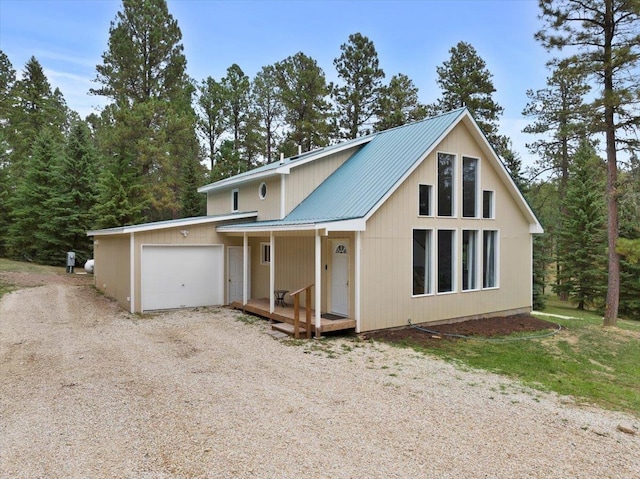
{"left": 1, "top": 280, "right": 639, "bottom": 478}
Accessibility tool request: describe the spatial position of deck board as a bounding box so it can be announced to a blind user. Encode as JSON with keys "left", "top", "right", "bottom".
{"left": 232, "top": 298, "right": 356, "bottom": 337}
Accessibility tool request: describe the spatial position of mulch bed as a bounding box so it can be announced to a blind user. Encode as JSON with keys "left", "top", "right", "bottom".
{"left": 364, "top": 314, "right": 560, "bottom": 347}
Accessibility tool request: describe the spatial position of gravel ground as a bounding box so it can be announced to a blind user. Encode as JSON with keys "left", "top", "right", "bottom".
{"left": 1, "top": 281, "right": 639, "bottom": 478}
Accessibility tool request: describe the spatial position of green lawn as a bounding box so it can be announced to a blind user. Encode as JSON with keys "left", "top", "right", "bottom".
{"left": 378, "top": 298, "right": 640, "bottom": 416}
{"left": 0, "top": 258, "right": 63, "bottom": 300}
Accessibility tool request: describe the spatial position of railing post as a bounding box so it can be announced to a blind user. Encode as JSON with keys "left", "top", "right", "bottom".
{"left": 305, "top": 286, "right": 312, "bottom": 339}
{"left": 293, "top": 294, "right": 300, "bottom": 339}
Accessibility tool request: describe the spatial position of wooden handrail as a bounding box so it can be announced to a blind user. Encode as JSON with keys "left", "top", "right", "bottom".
{"left": 290, "top": 284, "right": 313, "bottom": 339}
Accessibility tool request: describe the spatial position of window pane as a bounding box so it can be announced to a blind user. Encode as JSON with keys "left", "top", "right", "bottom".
{"left": 483, "top": 191, "right": 493, "bottom": 219}
{"left": 232, "top": 190, "right": 239, "bottom": 211}
{"left": 438, "top": 230, "right": 454, "bottom": 293}
{"left": 413, "top": 229, "right": 432, "bottom": 295}
{"left": 462, "top": 230, "right": 477, "bottom": 290}
{"left": 463, "top": 157, "right": 478, "bottom": 217}
{"left": 483, "top": 230, "right": 497, "bottom": 288}
{"left": 437, "top": 153, "right": 454, "bottom": 216}
{"left": 419, "top": 185, "right": 432, "bottom": 216}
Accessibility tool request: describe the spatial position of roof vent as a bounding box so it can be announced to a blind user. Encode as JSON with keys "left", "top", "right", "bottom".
{"left": 279, "top": 152, "right": 284, "bottom": 165}
{"left": 298, "top": 145, "right": 302, "bottom": 155}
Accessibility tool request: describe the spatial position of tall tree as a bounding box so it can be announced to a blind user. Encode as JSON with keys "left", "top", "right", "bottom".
{"left": 196, "top": 76, "right": 227, "bottom": 170}
{"left": 222, "top": 64, "right": 250, "bottom": 153}
{"left": 557, "top": 140, "right": 607, "bottom": 309}
{"left": 523, "top": 59, "right": 590, "bottom": 192}
{"left": 275, "top": 52, "right": 332, "bottom": 154}
{"left": 0, "top": 51, "right": 15, "bottom": 256}
{"left": 431, "top": 41, "right": 507, "bottom": 155}
{"left": 374, "top": 73, "right": 429, "bottom": 131}
{"left": 618, "top": 153, "right": 640, "bottom": 318}
{"left": 91, "top": 0, "right": 199, "bottom": 222}
{"left": 537, "top": 0, "right": 640, "bottom": 325}
{"left": 252, "top": 65, "right": 283, "bottom": 163}
{"left": 333, "top": 32, "right": 385, "bottom": 139}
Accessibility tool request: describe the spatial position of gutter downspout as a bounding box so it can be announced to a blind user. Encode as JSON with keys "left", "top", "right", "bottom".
{"left": 315, "top": 231, "right": 321, "bottom": 338}
{"left": 269, "top": 231, "right": 275, "bottom": 314}
{"left": 243, "top": 232, "right": 248, "bottom": 306}
{"left": 355, "top": 231, "right": 361, "bottom": 333}
{"left": 280, "top": 174, "right": 286, "bottom": 219}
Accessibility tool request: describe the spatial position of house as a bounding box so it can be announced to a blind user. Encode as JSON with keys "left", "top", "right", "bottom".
{"left": 87, "top": 108, "right": 543, "bottom": 337}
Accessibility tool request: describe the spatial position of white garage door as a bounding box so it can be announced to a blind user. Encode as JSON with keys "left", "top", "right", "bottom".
{"left": 141, "top": 245, "right": 223, "bottom": 311}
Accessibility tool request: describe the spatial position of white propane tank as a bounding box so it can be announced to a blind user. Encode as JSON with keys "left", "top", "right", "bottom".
{"left": 84, "top": 259, "right": 95, "bottom": 274}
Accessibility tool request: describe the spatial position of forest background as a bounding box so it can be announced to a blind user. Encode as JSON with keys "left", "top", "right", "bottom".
{"left": 0, "top": 0, "right": 638, "bottom": 322}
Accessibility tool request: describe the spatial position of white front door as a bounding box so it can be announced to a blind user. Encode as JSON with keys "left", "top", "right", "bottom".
{"left": 331, "top": 240, "right": 349, "bottom": 316}
{"left": 228, "top": 246, "right": 250, "bottom": 304}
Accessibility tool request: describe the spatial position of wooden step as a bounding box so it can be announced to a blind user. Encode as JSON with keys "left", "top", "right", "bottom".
{"left": 271, "top": 322, "right": 307, "bottom": 337}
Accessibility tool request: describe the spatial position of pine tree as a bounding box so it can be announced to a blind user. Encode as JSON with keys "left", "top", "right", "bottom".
{"left": 557, "top": 141, "right": 607, "bottom": 310}
{"left": 196, "top": 76, "right": 228, "bottom": 170}
{"left": 332, "top": 33, "right": 385, "bottom": 139}
{"left": 275, "top": 52, "right": 333, "bottom": 153}
{"left": 618, "top": 154, "right": 640, "bottom": 318}
{"left": 537, "top": 0, "right": 640, "bottom": 325}
{"left": 7, "top": 129, "right": 64, "bottom": 262}
{"left": 222, "top": 64, "right": 250, "bottom": 154}
{"left": 431, "top": 41, "right": 506, "bottom": 154}
{"left": 252, "top": 65, "right": 283, "bottom": 163}
{"left": 91, "top": 0, "right": 200, "bottom": 222}
{"left": 374, "top": 73, "right": 428, "bottom": 131}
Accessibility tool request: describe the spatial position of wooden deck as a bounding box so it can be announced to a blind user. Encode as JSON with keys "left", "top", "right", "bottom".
{"left": 231, "top": 298, "right": 356, "bottom": 338}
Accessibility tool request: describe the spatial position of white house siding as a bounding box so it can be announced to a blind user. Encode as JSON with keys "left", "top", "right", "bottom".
{"left": 360, "top": 122, "right": 533, "bottom": 332}
{"left": 207, "top": 175, "right": 281, "bottom": 219}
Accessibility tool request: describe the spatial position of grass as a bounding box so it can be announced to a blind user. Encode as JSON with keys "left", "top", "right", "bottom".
{"left": 379, "top": 297, "right": 640, "bottom": 417}
{"left": 0, "top": 258, "right": 63, "bottom": 300}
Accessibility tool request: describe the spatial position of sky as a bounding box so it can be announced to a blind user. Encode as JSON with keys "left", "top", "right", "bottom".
{"left": 0, "top": 0, "right": 554, "bottom": 167}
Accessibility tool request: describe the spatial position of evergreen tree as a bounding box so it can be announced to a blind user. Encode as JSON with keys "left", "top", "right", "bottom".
{"left": 91, "top": 0, "right": 199, "bottom": 222}
{"left": 618, "top": 154, "right": 640, "bottom": 318}
{"left": 374, "top": 73, "right": 429, "bottom": 131}
{"left": 275, "top": 52, "right": 332, "bottom": 153}
{"left": 557, "top": 141, "right": 607, "bottom": 310}
{"left": 332, "top": 32, "right": 385, "bottom": 139}
{"left": 211, "top": 139, "right": 245, "bottom": 181}
{"left": 7, "top": 129, "right": 64, "bottom": 262}
{"left": 431, "top": 41, "right": 507, "bottom": 155}
{"left": 0, "top": 51, "right": 15, "bottom": 256}
{"left": 222, "top": 64, "right": 250, "bottom": 154}
{"left": 196, "top": 76, "right": 227, "bottom": 170}
{"left": 537, "top": 0, "right": 640, "bottom": 325}
{"left": 252, "top": 65, "right": 283, "bottom": 163}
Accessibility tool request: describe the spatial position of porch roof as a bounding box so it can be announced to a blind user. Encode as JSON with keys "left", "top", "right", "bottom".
{"left": 87, "top": 211, "right": 258, "bottom": 236}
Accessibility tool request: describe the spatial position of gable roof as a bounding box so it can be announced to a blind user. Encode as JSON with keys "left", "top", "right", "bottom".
{"left": 218, "top": 108, "right": 543, "bottom": 234}
{"left": 197, "top": 135, "right": 373, "bottom": 194}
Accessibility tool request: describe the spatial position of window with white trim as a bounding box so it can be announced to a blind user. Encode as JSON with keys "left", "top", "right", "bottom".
{"left": 412, "top": 229, "right": 433, "bottom": 296}
{"left": 419, "top": 184, "right": 432, "bottom": 216}
{"left": 483, "top": 230, "right": 498, "bottom": 288}
{"left": 437, "top": 229, "right": 455, "bottom": 293}
{"left": 483, "top": 190, "right": 494, "bottom": 219}
{"left": 462, "top": 230, "right": 478, "bottom": 291}
{"left": 462, "top": 156, "right": 478, "bottom": 218}
{"left": 260, "top": 242, "right": 271, "bottom": 265}
{"left": 232, "top": 189, "right": 239, "bottom": 212}
{"left": 437, "top": 152, "right": 455, "bottom": 217}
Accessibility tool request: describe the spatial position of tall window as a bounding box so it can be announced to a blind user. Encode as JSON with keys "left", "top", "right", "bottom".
{"left": 483, "top": 190, "right": 494, "bottom": 219}
{"left": 413, "top": 229, "right": 432, "bottom": 295}
{"left": 232, "top": 189, "right": 239, "bottom": 212}
{"left": 419, "top": 184, "right": 432, "bottom": 216}
{"left": 462, "top": 157, "right": 478, "bottom": 217}
{"left": 260, "top": 243, "right": 271, "bottom": 265}
{"left": 483, "top": 230, "right": 497, "bottom": 288}
{"left": 437, "top": 229, "right": 455, "bottom": 293}
{"left": 462, "top": 230, "right": 478, "bottom": 291}
{"left": 437, "top": 153, "right": 455, "bottom": 216}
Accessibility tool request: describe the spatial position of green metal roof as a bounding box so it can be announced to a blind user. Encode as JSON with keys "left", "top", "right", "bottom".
{"left": 283, "top": 108, "right": 467, "bottom": 223}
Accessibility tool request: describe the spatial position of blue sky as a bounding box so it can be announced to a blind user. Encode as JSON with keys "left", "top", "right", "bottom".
{"left": 0, "top": 0, "right": 552, "bottom": 167}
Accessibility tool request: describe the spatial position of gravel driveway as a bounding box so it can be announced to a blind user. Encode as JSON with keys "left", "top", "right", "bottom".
{"left": 1, "top": 280, "right": 639, "bottom": 478}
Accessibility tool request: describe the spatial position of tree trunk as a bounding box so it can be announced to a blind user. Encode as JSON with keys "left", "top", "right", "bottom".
{"left": 603, "top": 0, "right": 619, "bottom": 326}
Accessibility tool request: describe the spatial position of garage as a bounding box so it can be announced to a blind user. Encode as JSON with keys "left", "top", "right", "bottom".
{"left": 141, "top": 245, "right": 224, "bottom": 311}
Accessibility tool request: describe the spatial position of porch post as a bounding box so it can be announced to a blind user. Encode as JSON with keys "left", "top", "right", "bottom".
{"left": 242, "top": 232, "right": 248, "bottom": 306}
{"left": 355, "top": 231, "right": 361, "bottom": 333}
{"left": 130, "top": 232, "right": 135, "bottom": 314}
{"left": 269, "top": 231, "right": 275, "bottom": 314}
{"left": 315, "top": 230, "right": 321, "bottom": 337}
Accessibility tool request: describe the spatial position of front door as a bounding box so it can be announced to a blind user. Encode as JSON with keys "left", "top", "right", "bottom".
{"left": 228, "top": 246, "right": 250, "bottom": 304}
{"left": 330, "top": 240, "right": 349, "bottom": 316}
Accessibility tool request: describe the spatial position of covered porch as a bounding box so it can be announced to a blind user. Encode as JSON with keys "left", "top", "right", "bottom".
{"left": 232, "top": 297, "right": 356, "bottom": 338}
{"left": 219, "top": 222, "right": 363, "bottom": 339}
